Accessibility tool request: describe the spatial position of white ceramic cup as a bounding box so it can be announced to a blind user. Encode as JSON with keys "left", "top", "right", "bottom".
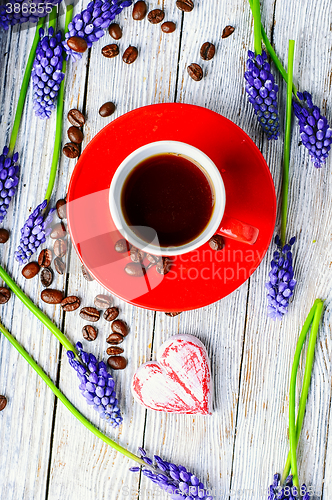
{"left": 109, "top": 141, "right": 258, "bottom": 256}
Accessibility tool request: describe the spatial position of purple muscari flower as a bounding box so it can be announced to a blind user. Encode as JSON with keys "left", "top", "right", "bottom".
{"left": 67, "top": 342, "right": 122, "bottom": 427}
{"left": 15, "top": 200, "right": 55, "bottom": 264}
{"left": 268, "top": 474, "right": 310, "bottom": 500}
{"left": 63, "top": 0, "right": 133, "bottom": 61}
{"left": 0, "top": 0, "right": 62, "bottom": 30}
{"left": 0, "top": 146, "right": 19, "bottom": 223}
{"left": 130, "top": 449, "right": 213, "bottom": 500}
{"left": 293, "top": 91, "right": 332, "bottom": 168}
{"left": 266, "top": 235, "right": 297, "bottom": 320}
{"left": 245, "top": 50, "right": 280, "bottom": 140}
{"left": 32, "top": 27, "right": 65, "bottom": 119}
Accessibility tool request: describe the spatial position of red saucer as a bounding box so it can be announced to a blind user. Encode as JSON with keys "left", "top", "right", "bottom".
{"left": 67, "top": 103, "right": 276, "bottom": 312}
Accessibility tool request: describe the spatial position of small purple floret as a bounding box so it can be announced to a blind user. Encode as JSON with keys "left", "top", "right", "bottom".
{"left": 0, "top": 146, "right": 19, "bottom": 223}
{"left": 268, "top": 473, "right": 311, "bottom": 500}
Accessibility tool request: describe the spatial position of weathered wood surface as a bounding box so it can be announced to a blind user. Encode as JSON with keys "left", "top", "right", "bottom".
{"left": 0, "top": 0, "right": 331, "bottom": 499}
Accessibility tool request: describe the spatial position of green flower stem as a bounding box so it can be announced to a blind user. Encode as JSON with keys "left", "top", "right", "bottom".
{"left": 252, "top": 0, "right": 262, "bottom": 55}
{"left": 280, "top": 40, "right": 294, "bottom": 246}
{"left": 0, "top": 321, "right": 145, "bottom": 467}
{"left": 0, "top": 263, "right": 76, "bottom": 354}
{"left": 45, "top": 4, "right": 73, "bottom": 203}
{"left": 48, "top": 6, "right": 58, "bottom": 31}
{"left": 8, "top": 17, "right": 45, "bottom": 156}
{"left": 282, "top": 299, "right": 324, "bottom": 484}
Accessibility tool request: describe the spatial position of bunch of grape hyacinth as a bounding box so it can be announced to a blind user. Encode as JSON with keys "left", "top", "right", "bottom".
{"left": 293, "top": 91, "right": 332, "bottom": 168}
{"left": 245, "top": 50, "right": 280, "bottom": 140}
{"left": 32, "top": 27, "right": 65, "bottom": 119}
{"left": 268, "top": 473, "right": 310, "bottom": 500}
{"left": 63, "top": 0, "right": 133, "bottom": 61}
{"left": 266, "top": 235, "right": 297, "bottom": 320}
{"left": 130, "top": 448, "right": 213, "bottom": 500}
{"left": 0, "top": 147, "right": 19, "bottom": 223}
{"left": 0, "top": 0, "right": 62, "bottom": 30}
{"left": 67, "top": 342, "right": 122, "bottom": 427}
{"left": 14, "top": 200, "right": 54, "bottom": 264}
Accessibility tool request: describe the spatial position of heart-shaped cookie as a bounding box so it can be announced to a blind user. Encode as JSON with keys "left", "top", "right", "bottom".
{"left": 131, "top": 334, "right": 212, "bottom": 415}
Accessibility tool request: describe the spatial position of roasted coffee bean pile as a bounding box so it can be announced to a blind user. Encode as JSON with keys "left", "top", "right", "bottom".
{"left": 63, "top": 109, "right": 86, "bottom": 159}
{"left": 114, "top": 238, "right": 172, "bottom": 277}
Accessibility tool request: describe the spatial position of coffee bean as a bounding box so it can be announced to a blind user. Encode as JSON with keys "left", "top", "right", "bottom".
{"left": 40, "top": 267, "right": 53, "bottom": 287}
{"left": 81, "top": 265, "right": 94, "bottom": 281}
{"left": 99, "top": 101, "right": 116, "bottom": 117}
{"left": 102, "top": 43, "right": 119, "bottom": 58}
{"left": 222, "top": 25, "right": 235, "bottom": 38}
{"left": 41, "top": 288, "right": 64, "bottom": 304}
{"left": 146, "top": 253, "right": 160, "bottom": 265}
{"left": 79, "top": 307, "right": 100, "bottom": 322}
{"left": 103, "top": 307, "right": 119, "bottom": 321}
{"left": 161, "top": 21, "right": 176, "bottom": 33}
{"left": 67, "top": 126, "right": 83, "bottom": 144}
{"left": 82, "top": 325, "right": 98, "bottom": 341}
{"left": 112, "top": 319, "right": 129, "bottom": 337}
{"left": 122, "top": 46, "right": 138, "bottom": 64}
{"left": 94, "top": 294, "right": 113, "bottom": 309}
{"left": 22, "top": 262, "right": 40, "bottom": 279}
{"left": 67, "top": 109, "right": 85, "bottom": 127}
{"left": 124, "top": 262, "right": 145, "bottom": 277}
{"left": 106, "top": 332, "right": 124, "bottom": 344}
{"left": 130, "top": 246, "right": 144, "bottom": 263}
{"left": 200, "top": 42, "right": 215, "bottom": 61}
{"left": 107, "top": 355, "right": 127, "bottom": 370}
{"left": 115, "top": 238, "right": 130, "bottom": 253}
{"left": 0, "top": 228, "right": 9, "bottom": 243}
{"left": 208, "top": 234, "right": 224, "bottom": 251}
{"left": 109, "top": 23, "right": 122, "bottom": 40}
{"left": 50, "top": 222, "right": 66, "bottom": 239}
{"left": 132, "top": 0, "right": 147, "bottom": 20}
{"left": 67, "top": 36, "right": 88, "bottom": 53}
{"left": 38, "top": 249, "right": 52, "bottom": 267}
{"left": 54, "top": 257, "right": 66, "bottom": 275}
{"left": 61, "top": 295, "right": 81, "bottom": 312}
{"left": 156, "top": 257, "right": 171, "bottom": 275}
{"left": 0, "top": 287, "right": 11, "bottom": 304}
{"left": 187, "top": 63, "right": 203, "bottom": 81}
{"left": 106, "top": 346, "right": 124, "bottom": 356}
{"left": 147, "top": 8, "right": 165, "bottom": 24}
{"left": 56, "top": 199, "right": 67, "bottom": 219}
{"left": 165, "top": 311, "right": 182, "bottom": 317}
{"left": 63, "top": 142, "right": 80, "bottom": 159}
{"left": 176, "top": 0, "right": 194, "bottom": 12}
{"left": 54, "top": 239, "right": 67, "bottom": 258}
{"left": 0, "top": 395, "right": 7, "bottom": 411}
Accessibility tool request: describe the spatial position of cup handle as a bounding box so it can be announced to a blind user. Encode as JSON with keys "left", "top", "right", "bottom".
{"left": 216, "top": 215, "right": 259, "bottom": 245}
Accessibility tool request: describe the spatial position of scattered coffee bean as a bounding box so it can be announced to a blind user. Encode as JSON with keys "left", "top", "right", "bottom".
{"left": 0, "top": 228, "right": 9, "bottom": 243}
{"left": 40, "top": 267, "right": 54, "bottom": 287}
{"left": 103, "top": 307, "right": 119, "bottom": 321}
{"left": 115, "top": 238, "right": 130, "bottom": 253}
{"left": 122, "top": 46, "right": 138, "bottom": 64}
{"left": 132, "top": 0, "right": 147, "bottom": 20}
{"left": 147, "top": 8, "right": 165, "bottom": 24}
{"left": 208, "top": 234, "right": 225, "bottom": 251}
{"left": 67, "top": 36, "right": 88, "bottom": 53}
{"left": 176, "top": 0, "right": 194, "bottom": 12}
{"left": 130, "top": 246, "right": 144, "bottom": 263}
{"left": 106, "top": 332, "right": 124, "bottom": 344}
{"left": 54, "top": 257, "right": 66, "bottom": 275}
{"left": 156, "top": 257, "right": 171, "bottom": 275}
{"left": 200, "top": 42, "right": 215, "bottom": 61}
{"left": 109, "top": 23, "right": 122, "bottom": 40}
{"left": 67, "top": 109, "right": 85, "bottom": 127}
{"left": 67, "top": 126, "right": 83, "bottom": 144}
{"left": 0, "top": 287, "right": 11, "bottom": 304}
{"left": 61, "top": 295, "right": 81, "bottom": 312}
{"left": 81, "top": 265, "right": 94, "bottom": 281}
{"left": 22, "top": 262, "right": 40, "bottom": 279}
{"left": 56, "top": 199, "right": 67, "bottom": 219}
{"left": 54, "top": 239, "right": 67, "bottom": 258}
{"left": 79, "top": 307, "right": 100, "bottom": 322}
{"left": 161, "top": 21, "right": 176, "bottom": 33}
{"left": 94, "top": 294, "right": 113, "bottom": 309}
{"left": 146, "top": 253, "right": 160, "bottom": 265}
{"left": 0, "top": 395, "right": 7, "bottom": 411}
{"left": 50, "top": 222, "right": 66, "bottom": 239}
{"left": 63, "top": 142, "right": 80, "bottom": 159}
{"left": 82, "top": 325, "right": 98, "bottom": 341}
{"left": 106, "top": 346, "right": 124, "bottom": 356}
{"left": 124, "top": 262, "right": 145, "bottom": 277}
{"left": 107, "top": 355, "right": 127, "bottom": 370}
{"left": 102, "top": 43, "right": 119, "bottom": 58}
{"left": 99, "top": 101, "right": 116, "bottom": 117}
{"left": 111, "top": 319, "right": 129, "bottom": 337}
{"left": 41, "top": 288, "right": 64, "bottom": 304}
{"left": 165, "top": 311, "right": 182, "bottom": 317}
{"left": 187, "top": 63, "right": 203, "bottom": 81}
{"left": 38, "top": 249, "right": 52, "bottom": 267}
{"left": 222, "top": 25, "right": 235, "bottom": 38}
